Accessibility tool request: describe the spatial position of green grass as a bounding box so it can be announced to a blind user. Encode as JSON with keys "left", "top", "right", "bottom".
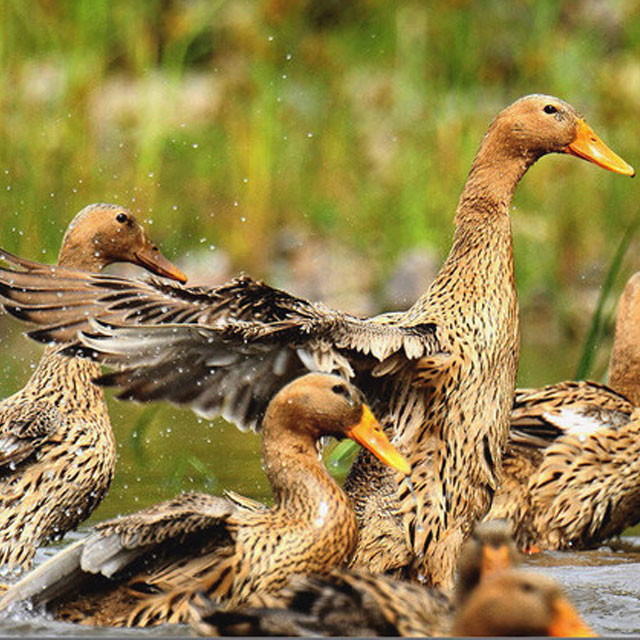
{"left": 0, "top": 0, "right": 638, "bottom": 287}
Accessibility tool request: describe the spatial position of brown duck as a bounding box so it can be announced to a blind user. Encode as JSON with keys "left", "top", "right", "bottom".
{"left": 190, "top": 519, "right": 519, "bottom": 636}
{"left": 197, "top": 572, "right": 595, "bottom": 637}
{"left": 488, "top": 270, "right": 640, "bottom": 551}
{"left": 0, "top": 203, "right": 185, "bottom": 572}
{"left": 189, "top": 519, "right": 594, "bottom": 637}
{"left": 0, "top": 95, "right": 633, "bottom": 589}
{"left": 451, "top": 570, "right": 596, "bottom": 637}
{"left": 0, "top": 373, "right": 410, "bottom": 626}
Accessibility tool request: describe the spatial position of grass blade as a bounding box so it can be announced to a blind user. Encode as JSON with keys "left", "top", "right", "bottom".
{"left": 575, "top": 214, "right": 640, "bottom": 380}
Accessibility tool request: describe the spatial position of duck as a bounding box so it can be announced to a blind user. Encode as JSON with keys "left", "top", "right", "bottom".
{"left": 192, "top": 571, "right": 595, "bottom": 638}
{"left": 190, "top": 520, "right": 519, "bottom": 637}
{"left": 188, "top": 519, "right": 594, "bottom": 637}
{"left": 487, "top": 269, "right": 640, "bottom": 551}
{"left": 0, "top": 95, "right": 633, "bottom": 589}
{"left": 0, "top": 373, "right": 410, "bottom": 626}
{"left": 0, "top": 203, "right": 186, "bottom": 573}
{"left": 450, "top": 570, "right": 596, "bottom": 637}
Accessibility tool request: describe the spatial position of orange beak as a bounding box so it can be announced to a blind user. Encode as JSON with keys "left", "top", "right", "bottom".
{"left": 134, "top": 244, "right": 188, "bottom": 283}
{"left": 481, "top": 544, "right": 512, "bottom": 577}
{"left": 346, "top": 405, "right": 411, "bottom": 476}
{"left": 565, "top": 119, "right": 635, "bottom": 177}
{"left": 548, "top": 597, "right": 597, "bottom": 637}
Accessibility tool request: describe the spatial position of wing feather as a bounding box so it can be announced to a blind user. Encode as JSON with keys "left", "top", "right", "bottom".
{"left": 510, "top": 381, "right": 633, "bottom": 450}
{"left": 0, "top": 249, "right": 448, "bottom": 431}
{"left": 0, "top": 400, "right": 63, "bottom": 468}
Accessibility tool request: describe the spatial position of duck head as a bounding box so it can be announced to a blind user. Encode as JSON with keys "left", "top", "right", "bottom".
{"left": 57, "top": 203, "right": 187, "bottom": 282}
{"left": 263, "top": 373, "right": 411, "bottom": 475}
{"left": 456, "top": 519, "right": 521, "bottom": 605}
{"left": 489, "top": 94, "right": 634, "bottom": 176}
{"left": 452, "top": 569, "right": 596, "bottom": 637}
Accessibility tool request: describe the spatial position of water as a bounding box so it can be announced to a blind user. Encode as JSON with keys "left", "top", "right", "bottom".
{"left": 524, "top": 541, "right": 640, "bottom": 637}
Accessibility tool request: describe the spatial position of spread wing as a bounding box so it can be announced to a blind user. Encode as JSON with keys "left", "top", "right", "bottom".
{"left": 0, "top": 400, "right": 64, "bottom": 468}
{"left": 0, "top": 492, "right": 238, "bottom": 610}
{"left": 0, "top": 248, "right": 448, "bottom": 431}
{"left": 510, "top": 381, "right": 633, "bottom": 450}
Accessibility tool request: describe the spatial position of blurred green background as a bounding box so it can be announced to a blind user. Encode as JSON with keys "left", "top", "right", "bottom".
{"left": 0, "top": 0, "right": 639, "bottom": 524}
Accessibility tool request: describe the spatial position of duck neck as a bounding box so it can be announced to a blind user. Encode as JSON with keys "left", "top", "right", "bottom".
{"left": 608, "top": 274, "right": 640, "bottom": 405}
{"left": 454, "top": 127, "right": 535, "bottom": 230}
{"left": 25, "top": 228, "right": 108, "bottom": 409}
{"left": 57, "top": 231, "right": 110, "bottom": 271}
{"left": 434, "top": 127, "right": 540, "bottom": 300}
{"left": 28, "top": 347, "right": 105, "bottom": 408}
{"left": 262, "top": 425, "right": 347, "bottom": 513}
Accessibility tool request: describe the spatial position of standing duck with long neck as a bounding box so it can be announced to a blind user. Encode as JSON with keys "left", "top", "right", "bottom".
{"left": 346, "top": 96, "right": 635, "bottom": 585}
{"left": 0, "top": 203, "right": 186, "bottom": 572}
{"left": 0, "top": 96, "right": 633, "bottom": 590}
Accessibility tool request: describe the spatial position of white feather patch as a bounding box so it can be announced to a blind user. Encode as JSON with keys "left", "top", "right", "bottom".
{"left": 542, "top": 408, "right": 603, "bottom": 438}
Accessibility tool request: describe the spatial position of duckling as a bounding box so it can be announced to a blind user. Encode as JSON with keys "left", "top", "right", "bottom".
{"left": 0, "top": 373, "right": 409, "bottom": 626}
{"left": 0, "top": 96, "right": 633, "bottom": 589}
{"left": 0, "top": 203, "right": 186, "bottom": 572}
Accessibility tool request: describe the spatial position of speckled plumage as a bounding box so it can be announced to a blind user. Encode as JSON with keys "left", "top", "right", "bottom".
{"left": 189, "top": 524, "right": 594, "bottom": 638}
{"left": 187, "top": 520, "right": 522, "bottom": 638}
{"left": 0, "top": 374, "right": 408, "bottom": 627}
{"left": 0, "top": 203, "right": 185, "bottom": 573}
{"left": 487, "top": 271, "right": 640, "bottom": 550}
{"left": 0, "top": 354, "right": 111, "bottom": 572}
{"left": 0, "top": 96, "right": 633, "bottom": 589}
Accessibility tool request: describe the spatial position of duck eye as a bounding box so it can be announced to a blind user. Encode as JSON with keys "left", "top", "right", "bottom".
{"left": 116, "top": 213, "right": 128, "bottom": 223}
{"left": 543, "top": 104, "right": 558, "bottom": 115}
{"left": 520, "top": 581, "right": 536, "bottom": 593}
{"left": 331, "top": 383, "right": 349, "bottom": 398}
